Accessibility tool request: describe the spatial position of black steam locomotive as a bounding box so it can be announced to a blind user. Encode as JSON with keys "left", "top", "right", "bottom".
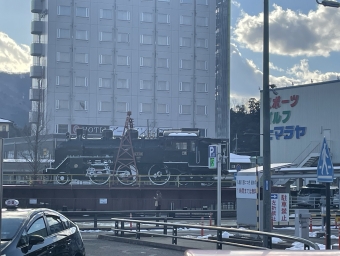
{"left": 46, "top": 128, "right": 227, "bottom": 186}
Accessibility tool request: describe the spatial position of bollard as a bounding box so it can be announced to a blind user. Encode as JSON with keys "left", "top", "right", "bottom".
{"left": 209, "top": 213, "right": 212, "bottom": 226}
{"left": 309, "top": 216, "right": 313, "bottom": 232}
{"left": 130, "top": 213, "right": 132, "bottom": 229}
{"left": 338, "top": 225, "right": 340, "bottom": 250}
{"left": 201, "top": 217, "right": 204, "bottom": 236}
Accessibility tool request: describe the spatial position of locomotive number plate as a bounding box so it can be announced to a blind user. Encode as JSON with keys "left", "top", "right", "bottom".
{"left": 135, "top": 152, "right": 143, "bottom": 156}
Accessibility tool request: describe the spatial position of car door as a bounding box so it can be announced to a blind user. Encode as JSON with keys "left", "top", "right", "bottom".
{"left": 45, "top": 214, "right": 70, "bottom": 256}
{"left": 18, "top": 216, "right": 51, "bottom": 256}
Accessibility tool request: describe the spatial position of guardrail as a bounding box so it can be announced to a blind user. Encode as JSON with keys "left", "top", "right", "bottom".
{"left": 109, "top": 218, "right": 320, "bottom": 250}
{"left": 60, "top": 210, "right": 234, "bottom": 228}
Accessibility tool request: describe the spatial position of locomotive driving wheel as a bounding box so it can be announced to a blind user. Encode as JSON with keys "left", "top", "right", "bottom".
{"left": 116, "top": 165, "right": 137, "bottom": 185}
{"left": 55, "top": 172, "right": 71, "bottom": 185}
{"left": 148, "top": 164, "right": 171, "bottom": 185}
{"left": 86, "top": 165, "right": 111, "bottom": 185}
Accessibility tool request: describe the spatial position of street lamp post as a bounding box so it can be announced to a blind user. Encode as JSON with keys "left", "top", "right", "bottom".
{"left": 262, "top": 0, "right": 272, "bottom": 248}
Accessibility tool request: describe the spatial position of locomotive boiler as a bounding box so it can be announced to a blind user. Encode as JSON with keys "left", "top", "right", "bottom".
{"left": 46, "top": 115, "right": 227, "bottom": 186}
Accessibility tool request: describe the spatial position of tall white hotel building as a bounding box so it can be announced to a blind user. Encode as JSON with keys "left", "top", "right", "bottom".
{"left": 30, "top": 0, "right": 216, "bottom": 137}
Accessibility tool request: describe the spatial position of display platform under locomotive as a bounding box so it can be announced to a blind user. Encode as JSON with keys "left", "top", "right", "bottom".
{"left": 46, "top": 112, "right": 228, "bottom": 186}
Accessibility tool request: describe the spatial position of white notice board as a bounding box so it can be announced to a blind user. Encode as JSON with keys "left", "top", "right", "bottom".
{"left": 236, "top": 176, "right": 257, "bottom": 199}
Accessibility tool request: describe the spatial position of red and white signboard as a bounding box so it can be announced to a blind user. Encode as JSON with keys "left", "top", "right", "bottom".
{"left": 236, "top": 176, "right": 257, "bottom": 199}
{"left": 271, "top": 193, "right": 289, "bottom": 223}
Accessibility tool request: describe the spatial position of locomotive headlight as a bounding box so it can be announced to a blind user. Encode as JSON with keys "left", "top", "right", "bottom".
{"left": 74, "top": 164, "right": 78, "bottom": 168}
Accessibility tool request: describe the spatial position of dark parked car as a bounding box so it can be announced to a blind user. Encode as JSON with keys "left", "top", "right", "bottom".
{"left": 1, "top": 199, "right": 86, "bottom": 256}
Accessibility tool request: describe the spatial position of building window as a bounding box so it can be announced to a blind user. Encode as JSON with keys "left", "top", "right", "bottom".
{"left": 117, "top": 55, "right": 129, "bottom": 66}
{"left": 2, "top": 125, "right": 6, "bottom": 131}
{"left": 57, "top": 6, "right": 71, "bottom": 16}
{"left": 179, "top": 82, "right": 191, "bottom": 92}
{"left": 75, "top": 53, "right": 89, "bottom": 63}
{"left": 180, "top": 15, "right": 192, "bottom": 25}
{"left": 197, "top": 82, "right": 208, "bottom": 92}
{"left": 196, "top": 38, "right": 208, "bottom": 48}
{"left": 76, "top": 30, "right": 88, "bottom": 40}
{"left": 99, "top": 54, "right": 112, "bottom": 65}
{"left": 196, "top": 17, "right": 208, "bottom": 27}
{"left": 99, "top": 31, "right": 113, "bottom": 42}
{"left": 100, "top": 9, "right": 112, "bottom": 19}
{"left": 56, "top": 100, "right": 69, "bottom": 110}
{"left": 197, "top": 105, "right": 207, "bottom": 115}
{"left": 99, "top": 78, "right": 111, "bottom": 88}
{"left": 179, "top": 105, "right": 191, "bottom": 114}
{"left": 197, "top": 0, "right": 208, "bottom": 5}
{"left": 158, "top": 13, "right": 170, "bottom": 24}
{"left": 117, "top": 102, "right": 129, "bottom": 112}
{"left": 75, "top": 76, "right": 88, "bottom": 87}
{"left": 140, "top": 34, "right": 153, "bottom": 44}
{"left": 157, "top": 81, "right": 169, "bottom": 91}
{"left": 140, "top": 80, "right": 152, "bottom": 90}
{"left": 180, "top": 0, "right": 192, "bottom": 3}
{"left": 157, "top": 104, "right": 169, "bottom": 114}
{"left": 140, "top": 57, "right": 152, "bottom": 67}
{"left": 98, "top": 101, "right": 111, "bottom": 112}
{"left": 117, "top": 10, "right": 131, "bottom": 21}
{"left": 75, "top": 100, "right": 88, "bottom": 111}
{"left": 140, "top": 12, "right": 153, "bottom": 22}
{"left": 158, "top": 36, "right": 170, "bottom": 46}
{"left": 117, "top": 78, "right": 129, "bottom": 89}
{"left": 56, "top": 52, "right": 70, "bottom": 62}
{"left": 117, "top": 33, "right": 129, "bottom": 43}
{"left": 139, "top": 103, "right": 152, "bottom": 113}
{"left": 56, "top": 76, "right": 70, "bottom": 86}
{"left": 180, "top": 59, "right": 191, "bottom": 69}
{"left": 158, "top": 0, "right": 170, "bottom": 2}
{"left": 180, "top": 37, "right": 191, "bottom": 47}
{"left": 158, "top": 58, "right": 169, "bottom": 68}
{"left": 56, "top": 124, "right": 68, "bottom": 134}
{"left": 196, "top": 60, "right": 208, "bottom": 70}
{"left": 76, "top": 7, "right": 89, "bottom": 17}
{"left": 57, "top": 28, "right": 70, "bottom": 39}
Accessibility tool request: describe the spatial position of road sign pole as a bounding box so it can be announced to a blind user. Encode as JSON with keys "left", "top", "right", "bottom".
{"left": 217, "top": 144, "right": 221, "bottom": 227}
{"left": 326, "top": 182, "right": 331, "bottom": 249}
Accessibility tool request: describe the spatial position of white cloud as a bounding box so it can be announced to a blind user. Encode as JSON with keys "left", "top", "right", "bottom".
{"left": 230, "top": 44, "right": 340, "bottom": 102}
{"left": 269, "top": 62, "right": 284, "bottom": 72}
{"left": 234, "top": 4, "right": 340, "bottom": 57}
{"left": 0, "top": 32, "right": 31, "bottom": 73}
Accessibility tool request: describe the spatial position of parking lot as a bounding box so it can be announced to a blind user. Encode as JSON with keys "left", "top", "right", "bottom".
{"left": 82, "top": 231, "right": 184, "bottom": 256}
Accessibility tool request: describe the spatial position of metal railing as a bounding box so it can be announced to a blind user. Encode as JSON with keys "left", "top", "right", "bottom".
{"left": 109, "top": 218, "right": 320, "bottom": 250}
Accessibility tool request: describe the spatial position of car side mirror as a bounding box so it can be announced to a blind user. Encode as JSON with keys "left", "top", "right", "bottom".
{"left": 29, "top": 235, "right": 44, "bottom": 246}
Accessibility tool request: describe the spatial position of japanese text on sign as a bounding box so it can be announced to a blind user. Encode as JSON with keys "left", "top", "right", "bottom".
{"left": 236, "top": 176, "right": 257, "bottom": 199}
{"left": 271, "top": 193, "right": 289, "bottom": 222}
{"left": 270, "top": 125, "right": 306, "bottom": 140}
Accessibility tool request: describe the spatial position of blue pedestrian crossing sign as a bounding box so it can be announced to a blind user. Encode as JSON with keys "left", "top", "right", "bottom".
{"left": 317, "top": 137, "right": 334, "bottom": 183}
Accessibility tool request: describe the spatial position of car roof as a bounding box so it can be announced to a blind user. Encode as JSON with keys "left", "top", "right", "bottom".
{"left": 1, "top": 208, "right": 58, "bottom": 219}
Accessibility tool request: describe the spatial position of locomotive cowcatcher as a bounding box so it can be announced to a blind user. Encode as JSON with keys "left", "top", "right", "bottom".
{"left": 45, "top": 112, "right": 228, "bottom": 186}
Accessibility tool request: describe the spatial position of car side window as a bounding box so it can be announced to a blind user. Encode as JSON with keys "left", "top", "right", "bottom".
{"left": 46, "top": 215, "right": 65, "bottom": 234}
{"left": 27, "top": 217, "right": 48, "bottom": 238}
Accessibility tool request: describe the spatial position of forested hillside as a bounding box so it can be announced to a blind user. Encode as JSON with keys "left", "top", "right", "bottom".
{"left": 0, "top": 72, "right": 30, "bottom": 127}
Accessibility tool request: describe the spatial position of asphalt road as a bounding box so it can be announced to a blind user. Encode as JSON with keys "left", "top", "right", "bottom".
{"left": 82, "top": 231, "right": 184, "bottom": 256}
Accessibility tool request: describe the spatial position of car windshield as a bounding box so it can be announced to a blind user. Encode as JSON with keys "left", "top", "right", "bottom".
{"left": 298, "top": 188, "right": 324, "bottom": 196}
{"left": 1, "top": 218, "right": 25, "bottom": 240}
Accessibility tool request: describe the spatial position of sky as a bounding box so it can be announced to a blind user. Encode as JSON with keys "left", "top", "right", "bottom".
{"left": 0, "top": 0, "right": 340, "bottom": 103}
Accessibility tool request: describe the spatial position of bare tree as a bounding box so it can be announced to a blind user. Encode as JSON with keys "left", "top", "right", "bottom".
{"left": 18, "top": 79, "right": 51, "bottom": 184}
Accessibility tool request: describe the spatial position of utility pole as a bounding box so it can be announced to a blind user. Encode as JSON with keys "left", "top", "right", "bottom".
{"left": 262, "top": 0, "right": 272, "bottom": 248}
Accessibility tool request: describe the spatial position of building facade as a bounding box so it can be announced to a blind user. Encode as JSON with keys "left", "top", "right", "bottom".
{"left": 261, "top": 80, "right": 340, "bottom": 166}
{"left": 30, "top": 0, "right": 217, "bottom": 137}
